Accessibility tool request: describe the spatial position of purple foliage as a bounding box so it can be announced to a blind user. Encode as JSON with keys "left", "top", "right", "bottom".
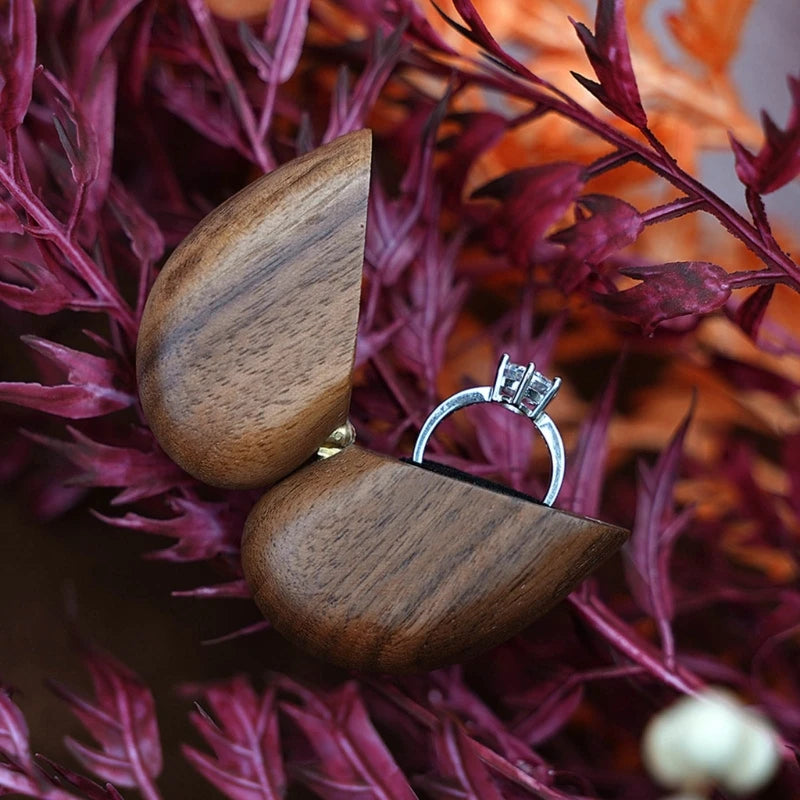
{"left": 1, "top": 0, "right": 799, "bottom": 796}
{"left": 571, "top": 0, "right": 647, "bottom": 128}
{"left": 49, "top": 643, "right": 162, "bottom": 799}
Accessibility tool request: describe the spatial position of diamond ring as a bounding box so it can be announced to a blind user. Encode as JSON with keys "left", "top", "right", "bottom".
{"left": 412, "top": 354, "right": 565, "bottom": 506}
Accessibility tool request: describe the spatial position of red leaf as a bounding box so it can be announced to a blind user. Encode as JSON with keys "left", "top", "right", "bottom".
{"left": 183, "top": 677, "right": 285, "bottom": 800}
{"left": 323, "top": 27, "right": 406, "bottom": 142}
{"left": 96, "top": 497, "right": 241, "bottom": 561}
{"left": 712, "top": 355, "right": 799, "bottom": 399}
{"left": 51, "top": 642, "right": 162, "bottom": 793}
{"left": 36, "top": 755, "right": 127, "bottom": 800}
{"left": 0, "top": 199, "right": 23, "bottom": 233}
{"left": 72, "top": 0, "right": 143, "bottom": 92}
{"left": 549, "top": 194, "right": 643, "bottom": 288}
{"left": 729, "top": 75, "right": 800, "bottom": 194}
{"left": 434, "top": 0, "right": 536, "bottom": 81}
{"left": 265, "top": 0, "right": 310, "bottom": 84}
{"left": 595, "top": 261, "right": 732, "bottom": 331}
{"left": 84, "top": 56, "right": 119, "bottom": 215}
{"left": 511, "top": 682, "right": 584, "bottom": 747}
{"left": 626, "top": 404, "right": 694, "bottom": 663}
{"left": 282, "top": 681, "right": 416, "bottom": 800}
{"left": 53, "top": 98, "right": 100, "bottom": 189}
{"left": 172, "top": 579, "right": 250, "bottom": 599}
{"left": 732, "top": 284, "right": 774, "bottom": 341}
{"left": 24, "top": 426, "right": 186, "bottom": 504}
{"left": 561, "top": 355, "right": 622, "bottom": 518}
{"left": 0, "top": 258, "right": 81, "bottom": 315}
{"left": 473, "top": 163, "right": 585, "bottom": 265}
{"left": 0, "top": 335, "right": 134, "bottom": 418}
{"left": 429, "top": 716, "right": 504, "bottom": 800}
{"left": 439, "top": 111, "right": 508, "bottom": 204}
{"left": 0, "top": 0, "right": 36, "bottom": 131}
{"left": 109, "top": 182, "right": 165, "bottom": 268}
{"left": 571, "top": 0, "right": 647, "bottom": 128}
{"left": 0, "top": 688, "right": 34, "bottom": 773}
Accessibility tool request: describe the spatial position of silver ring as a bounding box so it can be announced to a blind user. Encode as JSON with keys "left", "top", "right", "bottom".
{"left": 412, "top": 354, "right": 565, "bottom": 506}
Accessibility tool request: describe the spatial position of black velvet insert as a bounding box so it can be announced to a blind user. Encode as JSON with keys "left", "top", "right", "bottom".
{"left": 402, "top": 458, "right": 543, "bottom": 506}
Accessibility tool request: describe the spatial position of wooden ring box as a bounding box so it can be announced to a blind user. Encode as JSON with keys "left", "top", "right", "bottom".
{"left": 136, "top": 130, "right": 629, "bottom": 673}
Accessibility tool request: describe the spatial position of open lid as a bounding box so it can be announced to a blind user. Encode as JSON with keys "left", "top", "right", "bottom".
{"left": 136, "top": 131, "right": 372, "bottom": 489}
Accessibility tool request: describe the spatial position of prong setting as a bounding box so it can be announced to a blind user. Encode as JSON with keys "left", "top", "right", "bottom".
{"left": 491, "top": 353, "right": 561, "bottom": 419}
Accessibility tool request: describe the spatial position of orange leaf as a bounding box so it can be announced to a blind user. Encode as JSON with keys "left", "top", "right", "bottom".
{"left": 666, "top": 0, "right": 754, "bottom": 73}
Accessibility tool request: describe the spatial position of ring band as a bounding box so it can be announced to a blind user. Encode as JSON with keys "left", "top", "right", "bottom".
{"left": 412, "top": 354, "right": 565, "bottom": 506}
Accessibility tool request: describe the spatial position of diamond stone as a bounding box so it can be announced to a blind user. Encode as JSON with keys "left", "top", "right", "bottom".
{"left": 502, "top": 362, "right": 553, "bottom": 404}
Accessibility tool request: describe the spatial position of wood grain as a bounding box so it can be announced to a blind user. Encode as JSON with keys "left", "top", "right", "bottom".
{"left": 136, "top": 131, "right": 371, "bottom": 489}
{"left": 242, "top": 445, "right": 630, "bottom": 673}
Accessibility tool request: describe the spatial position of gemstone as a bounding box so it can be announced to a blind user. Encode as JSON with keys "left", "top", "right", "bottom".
{"left": 502, "top": 362, "right": 553, "bottom": 405}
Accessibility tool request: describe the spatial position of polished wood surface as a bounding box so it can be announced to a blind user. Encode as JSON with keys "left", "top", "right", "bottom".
{"left": 137, "top": 131, "right": 371, "bottom": 489}
{"left": 242, "top": 445, "right": 629, "bottom": 673}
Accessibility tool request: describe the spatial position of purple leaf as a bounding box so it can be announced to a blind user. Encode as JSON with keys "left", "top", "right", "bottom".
{"left": 0, "top": 199, "right": 23, "bottom": 233}
{"left": 183, "top": 677, "right": 286, "bottom": 800}
{"left": 427, "top": 667, "right": 542, "bottom": 767}
{"left": 428, "top": 716, "right": 504, "bottom": 800}
{"left": 84, "top": 56, "right": 118, "bottom": 216}
{"left": 323, "top": 28, "right": 405, "bottom": 142}
{"left": 72, "top": 0, "right": 143, "bottom": 92}
{"left": 53, "top": 99, "right": 100, "bottom": 190}
{"left": 51, "top": 642, "right": 162, "bottom": 793}
{"left": 173, "top": 579, "right": 250, "bottom": 599}
{"left": 0, "top": 335, "right": 134, "bottom": 418}
{"left": 0, "top": 0, "right": 36, "bottom": 131}
{"left": 473, "top": 163, "right": 585, "bottom": 265}
{"left": 595, "top": 261, "right": 732, "bottom": 331}
{"left": 24, "top": 426, "right": 187, "bottom": 504}
{"left": 434, "top": 0, "right": 536, "bottom": 81}
{"left": 96, "top": 497, "right": 241, "bottom": 561}
{"left": 626, "top": 404, "right": 695, "bottom": 663}
{"left": 549, "top": 194, "right": 644, "bottom": 288}
{"left": 571, "top": 0, "right": 647, "bottom": 128}
{"left": 282, "top": 681, "right": 416, "bottom": 800}
{"left": 712, "top": 355, "right": 799, "bottom": 399}
{"left": 729, "top": 74, "right": 800, "bottom": 194}
{"left": 511, "top": 681, "right": 584, "bottom": 747}
{"left": 561, "top": 355, "right": 622, "bottom": 518}
{"left": 438, "top": 111, "right": 508, "bottom": 204}
{"left": 0, "top": 257, "right": 78, "bottom": 314}
{"left": 36, "top": 755, "right": 127, "bottom": 800}
{"left": 265, "top": 0, "right": 310, "bottom": 84}
{"left": 0, "top": 688, "right": 34, "bottom": 773}
{"left": 731, "top": 284, "right": 775, "bottom": 340}
{"left": 109, "top": 182, "right": 165, "bottom": 268}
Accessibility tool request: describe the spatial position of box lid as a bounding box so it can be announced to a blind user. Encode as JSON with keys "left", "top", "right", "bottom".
{"left": 136, "top": 130, "right": 372, "bottom": 489}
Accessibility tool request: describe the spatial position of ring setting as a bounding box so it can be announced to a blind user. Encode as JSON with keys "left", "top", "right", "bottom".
{"left": 412, "top": 354, "right": 566, "bottom": 506}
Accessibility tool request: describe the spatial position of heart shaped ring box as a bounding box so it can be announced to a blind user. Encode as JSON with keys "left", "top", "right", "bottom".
{"left": 136, "top": 130, "right": 629, "bottom": 673}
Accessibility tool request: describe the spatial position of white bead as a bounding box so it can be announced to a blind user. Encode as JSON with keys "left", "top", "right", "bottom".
{"left": 724, "top": 714, "right": 781, "bottom": 793}
{"left": 660, "top": 794, "right": 709, "bottom": 800}
{"left": 642, "top": 688, "right": 779, "bottom": 794}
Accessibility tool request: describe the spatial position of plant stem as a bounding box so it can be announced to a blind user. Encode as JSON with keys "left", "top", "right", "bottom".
{"left": 568, "top": 592, "right": 702, "bottom": 695}
{"left": 0, "top": 161, "right": 137, "bottom": 339}
{"left": 641, "top": 196, "right": 705, "bottom": 225}
{"left": 187, "top": 0, "right": 275, "bottom": 173}
{"left": 455, "top": 65, "right": 800, "bottom": 287}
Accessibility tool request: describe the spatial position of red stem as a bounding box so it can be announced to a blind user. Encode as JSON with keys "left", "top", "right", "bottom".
{"left": 0, "top": 160, "right": 137, "bottom": 339}
{"left": 568, "top": 592, "right": 702, "bottom": 695}
{"left": 187, "top": 0, "right": 275, "bottom": 172}
{"left": 451, "top": 65, "right": 800, "bottom": 286}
